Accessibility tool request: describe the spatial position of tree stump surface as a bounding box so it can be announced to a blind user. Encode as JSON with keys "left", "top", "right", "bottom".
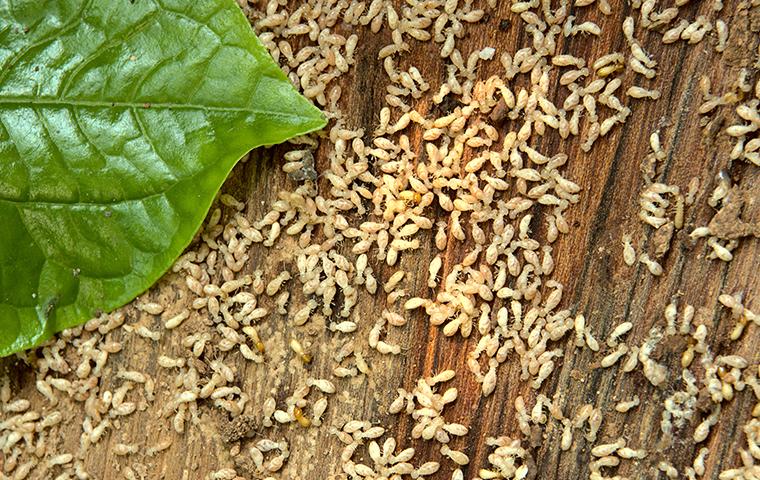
{"left": 2, "top": 2, "right": 759, "bottom": 480}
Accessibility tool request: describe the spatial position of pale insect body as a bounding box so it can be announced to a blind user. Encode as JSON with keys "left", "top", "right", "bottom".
{"left": 622, "top": 234, "right": 636, "bottom": 266}
{"left": 608, "top": 322, "right": 633, "bottom": 347}
{"left": 383, "top": 270, "right": 406, "bottom": 293}
{"left": 639, "top": 253, "right": 663, "bottom": 276}
{"left": 5, "top": 2, "right": 752, "bottom": 478}
{"left": 615, "top": 396, "right": 640, "bottom": 413}
{"left": 601, "top": 344, "right": 628, "bottom": 368}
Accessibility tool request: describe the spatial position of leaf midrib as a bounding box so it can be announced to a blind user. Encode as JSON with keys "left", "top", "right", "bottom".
{"left": 0, "top": 189, "right": 170, "bottom": 207}
{"left": 0, "top": 96, "right": 322, "bottom": 206}
{"left": 0, "top": 96, "right": 311, "bottom": 117}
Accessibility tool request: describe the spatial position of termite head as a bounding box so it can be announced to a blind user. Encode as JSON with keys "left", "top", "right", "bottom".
{"left": 294, "top": 406, "right": 312, "bottom": 427}
{"left": 399, "top": 190, "right": 422, "bottom": 206}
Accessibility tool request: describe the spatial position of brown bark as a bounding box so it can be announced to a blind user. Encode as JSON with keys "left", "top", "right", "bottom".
{"left": 3, "top": 2, "right": 759, "bottom": 480}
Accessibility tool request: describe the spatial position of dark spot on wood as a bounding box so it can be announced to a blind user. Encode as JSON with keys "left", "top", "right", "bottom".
{"left": 696, "top": 388, "right": 713, "bottom": 413}
{"left": 433, "top": 94, "right": 460, "bottom": 116}
{"left": 232, "top": 453, "right": 259, "bottom": 478}
{"left": 489, "top": 98, "right": 508, "bottom": 123}
{"left": 529, "top": 425, "right": 543, "bottom": 448}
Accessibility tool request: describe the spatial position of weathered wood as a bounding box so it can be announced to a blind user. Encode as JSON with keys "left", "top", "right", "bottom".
{"left": 2, "top": 2, "right": 759, "bottom": 480}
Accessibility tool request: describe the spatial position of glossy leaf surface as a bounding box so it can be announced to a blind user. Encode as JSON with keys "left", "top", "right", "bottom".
{"left": 0, "top": 0, "right": 325, "bottom": 355}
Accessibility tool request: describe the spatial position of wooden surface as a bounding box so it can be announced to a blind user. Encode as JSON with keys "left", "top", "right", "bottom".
{"left": 2, "top": 1, "right": 760, "bottom": 480}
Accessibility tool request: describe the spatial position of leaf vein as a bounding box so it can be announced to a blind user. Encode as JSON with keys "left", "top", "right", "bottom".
{"left": 58, "top": 7, "right": 162, "bottom": 99}
{"left": 130, "top": 106, "right": 179, "bottom": 184}
{"left": 0, "top": 97, "right": 312, "bottom": 120}
{"left": 0, "top": 0, "right": 94, "bottom": 87}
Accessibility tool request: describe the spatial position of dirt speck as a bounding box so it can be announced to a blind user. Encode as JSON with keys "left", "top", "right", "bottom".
{"left": 652, "top": 221, "right": 675, "bottom": 258}
{"left": 708, "top": 188, "right": 760, "bottom": 239}
{"left": 220, "top": 415, "right": 259, "bottom": 443}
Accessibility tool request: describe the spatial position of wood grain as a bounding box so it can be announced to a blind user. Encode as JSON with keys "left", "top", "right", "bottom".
{"left": 2, "top": 2, "right": 759, "bottom": 480}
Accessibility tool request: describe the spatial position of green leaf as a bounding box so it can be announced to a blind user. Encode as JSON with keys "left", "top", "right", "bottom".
{"left": 0, "top": 0, "right": 325, "bottom": 356}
